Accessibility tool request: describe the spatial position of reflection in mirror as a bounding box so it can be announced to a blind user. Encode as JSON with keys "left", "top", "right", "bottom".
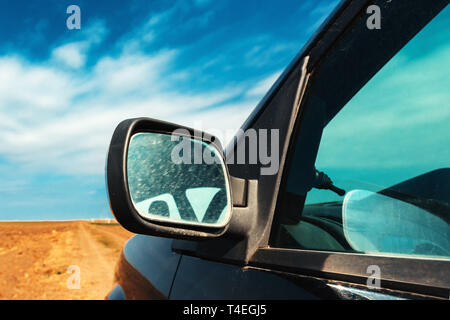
{"left": 342, "top": 190, "right": 450, "bottom": 259}
{"left": 127, "top": 132, "right": 231, "bottom": 227}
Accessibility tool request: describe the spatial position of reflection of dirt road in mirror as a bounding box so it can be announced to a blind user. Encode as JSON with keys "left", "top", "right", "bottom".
{"left": 0, "top": 221, "right": 133, "bottom": 300}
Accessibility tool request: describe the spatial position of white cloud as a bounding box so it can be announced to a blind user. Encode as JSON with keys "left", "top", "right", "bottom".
{"left": 246, "top": 71, "right": 282, "bottom": 97}
{"left": 92, "top": 50, "right": 177, "bottom": 95}
{"left": 0, "top": 11, "right": 285, "bottom": 177}
{"left": 52, "top": 42, "right": 87, "bottom": 68}
{"left": 0, "top": 57, "right": 75, "bottom": 110}
{"left": 50, "top": 20, "right": 109, "bottom": 69}
{"left": 0, "top": 49, "right": 254, "bottom": 175}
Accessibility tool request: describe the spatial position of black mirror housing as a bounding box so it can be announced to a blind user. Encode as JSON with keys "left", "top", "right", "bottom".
{"left": 106, "top": 117, "right": 233, "bottom": 240}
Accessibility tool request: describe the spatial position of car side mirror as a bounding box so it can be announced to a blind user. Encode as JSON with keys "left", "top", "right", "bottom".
{"left": 106, "top": 117, "right": 233, "bottom": 239}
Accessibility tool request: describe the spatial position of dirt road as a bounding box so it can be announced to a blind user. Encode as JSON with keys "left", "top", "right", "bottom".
{"left": 0, "top": 221, "right": 134, "bottom": 300}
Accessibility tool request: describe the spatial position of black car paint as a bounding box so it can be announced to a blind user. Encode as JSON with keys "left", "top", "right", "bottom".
{"left": 122, "top": 235, "right": 181, "bottom": 297}
{"left": 121, "top": 235, "right": 319, "bottom": 299}
{"left": 111, "top": 234, "right": 424, "bottom": 300}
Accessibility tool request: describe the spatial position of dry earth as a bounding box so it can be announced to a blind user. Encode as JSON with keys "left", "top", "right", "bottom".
{"left": 0, "top": 220, "right": 134, "bottom": 300}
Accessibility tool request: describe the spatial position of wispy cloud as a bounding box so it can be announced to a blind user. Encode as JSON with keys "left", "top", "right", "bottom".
{"left": 246, "top": 71, "right": 282, "bottom": 97}
{"left": 51, "top": 20, "right": 109, "bottom": 68}
{"left": 0, "top": 0, "right": 340, "bottom": 219}
{"left": 0, "top": 60, "right": 251, "bottom": 175}
{"left": 0, "top": 23, "right": 255, "bottom": 176}
{"left": 52, "top": 42, "right": 87, "bottom": 68}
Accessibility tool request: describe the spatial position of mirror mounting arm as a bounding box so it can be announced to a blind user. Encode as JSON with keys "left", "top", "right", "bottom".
{"left": 230, "top": 176, "right": 248, "bottom": 207}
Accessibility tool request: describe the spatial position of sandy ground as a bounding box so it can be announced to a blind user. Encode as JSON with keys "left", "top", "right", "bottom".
{"left": 0, "top": 221, "right": 134, "bottom": 300}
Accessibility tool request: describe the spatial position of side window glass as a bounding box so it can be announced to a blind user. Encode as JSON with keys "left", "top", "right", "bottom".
{"left": 273, "top": 5, "right": 450, "bottom": 259}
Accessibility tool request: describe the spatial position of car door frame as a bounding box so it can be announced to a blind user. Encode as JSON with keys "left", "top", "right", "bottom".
{"left": 172, "top": 0, "right": 450, "bottom": 299}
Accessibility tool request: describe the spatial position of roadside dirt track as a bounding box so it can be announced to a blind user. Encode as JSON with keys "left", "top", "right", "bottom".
{"left": 0, "top": 221, "right": 134, "bottom": 300}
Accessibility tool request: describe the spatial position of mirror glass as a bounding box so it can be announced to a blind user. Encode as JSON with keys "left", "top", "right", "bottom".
{"left": 127, "top": 132, "right": 231, "bottom": 227}
{"left": 342, "top": 190, "right": 450, "bottom": 258}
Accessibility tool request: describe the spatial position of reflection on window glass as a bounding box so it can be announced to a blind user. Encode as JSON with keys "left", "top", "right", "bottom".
{"left": 310, "top": 6, "right": 450, "bottom": 205}
{"left": 343, "top": 190, "right": 449, "bottom": 257}
{"left": 279, "top": 6, "right": 450, "bottom": 259}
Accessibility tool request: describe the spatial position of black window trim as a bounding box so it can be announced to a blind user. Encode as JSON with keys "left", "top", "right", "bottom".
{"left": 249, "top": 248, "right": 449, "bottom": 299}
{"left": 252, "top": 0, "right": 450, "bottom": 299}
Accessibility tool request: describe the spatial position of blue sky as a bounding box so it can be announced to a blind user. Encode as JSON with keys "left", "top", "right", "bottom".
{"left": 0, "top": 0, "right": 339, "bottom": 220}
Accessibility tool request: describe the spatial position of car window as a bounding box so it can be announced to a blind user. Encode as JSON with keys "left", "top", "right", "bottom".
{"left": 271, "top": 3, "right": 449, "bottom": 259}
